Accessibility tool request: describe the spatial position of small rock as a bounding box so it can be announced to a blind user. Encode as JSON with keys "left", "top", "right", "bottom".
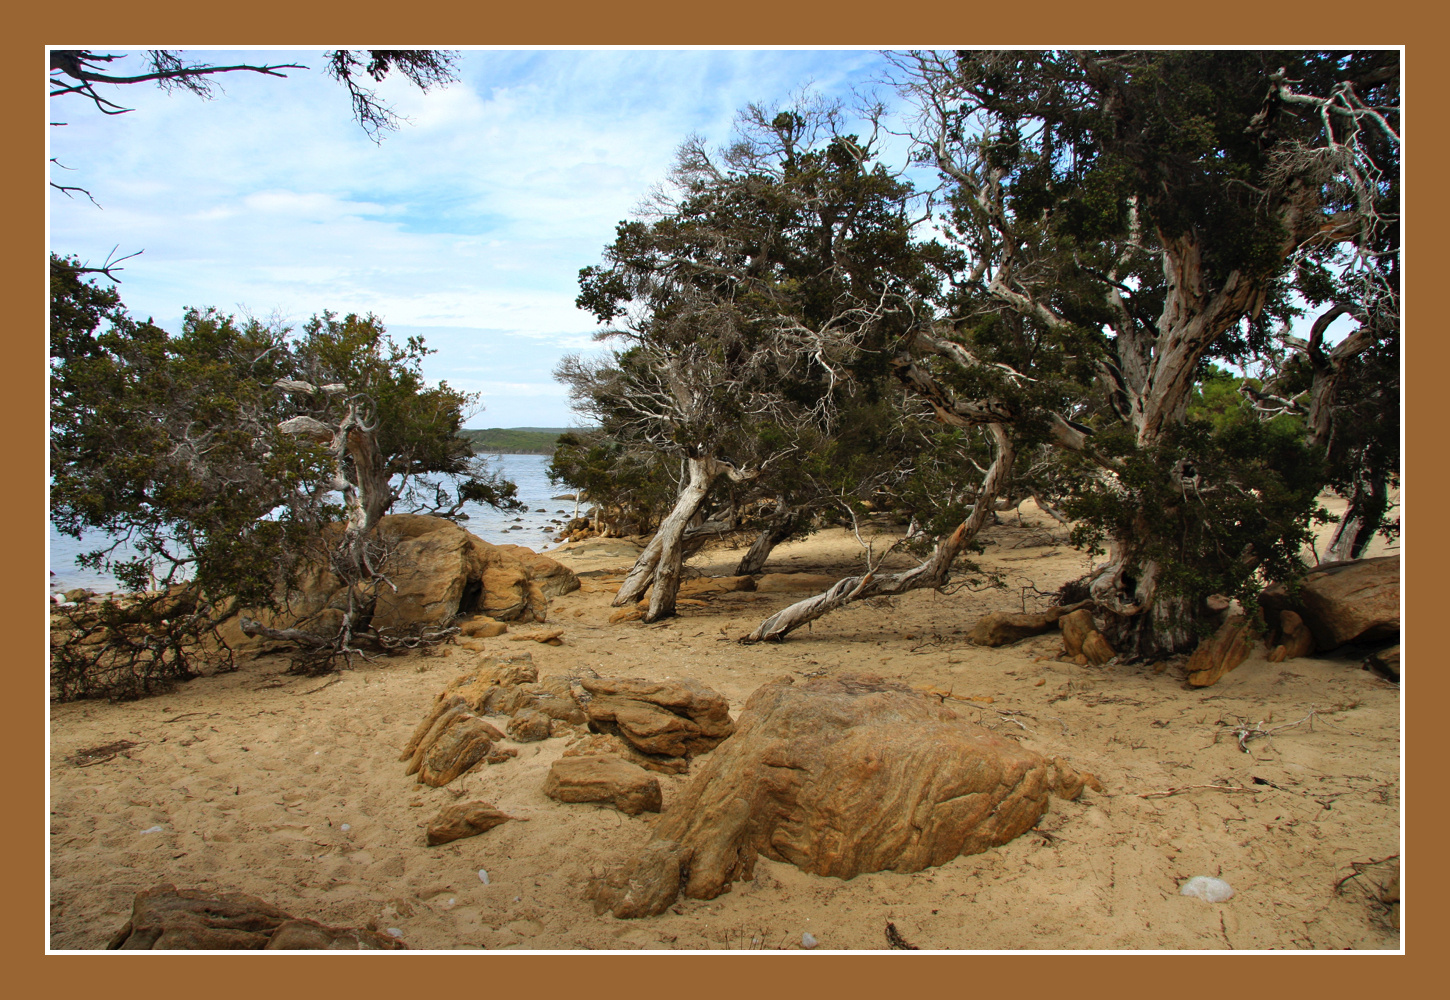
{"left": 1186, "top": 615, "right": 1254, "bottom": 687}
{"left": 425, "top": 800, "right": 523, "bottom": 846}
{"left": 459, "top": 618, "right": 508, "bottom": 638}
{"left": 506, "top": 709, "right": 553, "bottom": 743}
{"left": 801, "top": 932, "right": 818, "bottom": 949}
{"left": 544, "top": 755, "right": 662, "bottom": 815}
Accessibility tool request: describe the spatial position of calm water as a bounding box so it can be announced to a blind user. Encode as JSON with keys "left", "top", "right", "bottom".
{"left": 48, "top": 454, "right": 575, "bottom": 595}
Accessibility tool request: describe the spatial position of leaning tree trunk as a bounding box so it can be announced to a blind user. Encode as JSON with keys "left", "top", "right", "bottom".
{"left": 1324, "top": 475, "right": 1388, "bottom": 562}
{"left": 745, "top": 425, "right": 1014, "bottom": 642}
{"left": 612, "top": 452, "right": 751, "bottom": 622}
{"left": 735, "top": 506, "right": 799, "bottom": 576}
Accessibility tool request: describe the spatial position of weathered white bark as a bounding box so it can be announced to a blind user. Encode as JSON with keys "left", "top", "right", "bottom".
{"left": 745, "top": 425, "right": 1015, "bottom": 642}
{"left": 644, "top": 455, "right": 720, "bottom": 622}
{"left": 612, "top": 453, "right": 756, "bottom": 619}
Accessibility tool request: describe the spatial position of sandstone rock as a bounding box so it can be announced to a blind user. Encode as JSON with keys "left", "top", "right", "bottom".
{"left": 508, "top": 628, "right": 565, "bottom": 645}
{"left": 425, "top": 800, "right": 522, "bottom": 846}
{"left": 459, "top": 617, "right": 508, "bottom": 638}
{"left": 753, "top": 573, "right": 846, "bottom": 594}
{"left": 563, "top": 731, "right": 689, "bottom": 774}
{"left": 438, "top": 654, "right": 539, "bottom": 712}
{"left": 507, "top": 708, "right": 553, "bottom": 742}
{"left": 1186, "top": 615, "right": 1255, "bottom": 687}
{"left": 592, "top": 674, "right": 1095, "bottom": 917}
{"left": 1059, "top": 609, "right": 1115, "bottom": 665}
{"left": 609, "top": 606, "right": 645, "bottom": 624}
{"left": 400, "top": 694, "right": 500, "bottom": 787}
{"left": 587, "top": 839, "right": 693, "bottom": 919}
{"left": 1267, "top": 609, "right": 1315, "bottom": 662}
{"left": 486, "top": 747, "right": 518, "bottom": 765}
{"left": 544, "top": 755, "right": 662, "bottom": 815}
{"left": 1364, "top": 644, "right": 1400, "bottom": 681}
{"left": 1258, "top": 556, "right": 1399, "bottom": 651}
{"left": 969, "top": 603, "right": 1087, "bottom": 647}
{"left": 581, "top": 676, "right": 734, "bottom": 758}
{"left": 107, "top": 884, "right": 405, "bottom": 950}
{"left": 222, "top": 516, "right": 569, "bottom": 653}
{"left": 417, "top": 715, "right": 498, "bottom": 786}
{"left": 491, "top": 543, "right": 581, "bottom": 597}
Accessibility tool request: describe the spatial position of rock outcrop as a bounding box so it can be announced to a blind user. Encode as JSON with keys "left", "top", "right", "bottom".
{"left": 107, "top": 884, "right": 406, "bottom": 950}
{"left": 400, "top": 654, "right": 592, "bottom": 784}
{"left": 1258, "top": 556, "right": 1399, "bottom": 651}
{"left": 588, "top": 674, "right": 1099, "bottom": 918}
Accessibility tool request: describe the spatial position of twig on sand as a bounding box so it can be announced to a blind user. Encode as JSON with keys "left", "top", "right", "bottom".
{"left": 1334, "top": 854, "right": 1400, "bottom": 894}
{"left": 161, "top": 711, "right": 213, "bottom": 724}
{"left": 1139, "top": 782, "right": 1258, "bottom": 800}
{"left": 1218, "top": 709, "right": 1325, "bottom": 754}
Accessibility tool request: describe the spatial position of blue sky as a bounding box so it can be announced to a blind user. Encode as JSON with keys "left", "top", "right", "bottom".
{"left": 49, "top": 49, "right": 906, "bottom": 428}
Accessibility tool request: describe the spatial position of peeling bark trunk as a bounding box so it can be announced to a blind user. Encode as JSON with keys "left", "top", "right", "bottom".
{"left": 612, "top": 453, "right": 753, "bottom": 619}
{"left": 745, "top": 425, "right": 1014, "bottom": 642}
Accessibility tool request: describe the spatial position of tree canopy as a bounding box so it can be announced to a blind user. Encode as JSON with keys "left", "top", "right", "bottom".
{"left": 50, "top": 257, "right": 515, "bottom": 697}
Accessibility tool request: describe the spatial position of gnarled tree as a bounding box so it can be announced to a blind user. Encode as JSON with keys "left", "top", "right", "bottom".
{"left": 888, "top": 49, "right": 1399, "bottom": 658}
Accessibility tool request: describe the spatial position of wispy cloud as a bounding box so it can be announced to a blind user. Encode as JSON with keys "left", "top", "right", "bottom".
{"left": 49, "top": 48, "right": 898, "bottom": 425}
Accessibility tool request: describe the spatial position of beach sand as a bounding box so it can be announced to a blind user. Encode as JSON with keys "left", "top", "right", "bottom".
{"left": 48, "top": 502, "right": 1401, "bottom": 950}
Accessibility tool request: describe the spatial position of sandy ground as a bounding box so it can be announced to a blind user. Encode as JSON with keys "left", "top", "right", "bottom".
{"left": 48, "top": 502, "right": 1401, "bottom": 951}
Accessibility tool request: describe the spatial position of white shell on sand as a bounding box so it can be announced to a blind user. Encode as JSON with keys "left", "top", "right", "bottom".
{"left": 1180, "top": 876, "right": 1234, "bottom": 902}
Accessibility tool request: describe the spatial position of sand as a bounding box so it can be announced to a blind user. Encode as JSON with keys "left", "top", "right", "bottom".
{"left": 48, "top": 502, "right": 1401, "bottom": 950}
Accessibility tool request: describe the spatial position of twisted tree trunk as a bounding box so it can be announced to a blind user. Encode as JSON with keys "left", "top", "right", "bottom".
{"left": 612, "top": 452, "right": 755, "bottom": 622}
{"left": 745, "top": 425, "right": 1014, "bottom": 642}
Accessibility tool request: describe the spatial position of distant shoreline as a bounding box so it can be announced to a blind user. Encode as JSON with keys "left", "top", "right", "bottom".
{"left": 459, "top": 426, "right": 591, "bottom": 457}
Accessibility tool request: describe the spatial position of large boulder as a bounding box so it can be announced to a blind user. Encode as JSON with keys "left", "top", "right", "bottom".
{"left": 580, "top": 676, "right": 734, "bottom": 759}
{"left": 1258, "top": 557, "right": 1399, "bottom": 651}
{"left": 588, "top": 674, "right": 1098, "bottom": 917}
{"left": 107, "top": 884, "right": 405, "bottom": 950}
{"left": 221, "top": 516, "right": 576, "bottom": 654}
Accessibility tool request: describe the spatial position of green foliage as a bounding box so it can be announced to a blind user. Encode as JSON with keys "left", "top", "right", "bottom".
{"left": 1062, "top": 409, "right": 1327, "bottom": 611}
{"left": 49, "top": 260, "right": 515, "bottom": 698}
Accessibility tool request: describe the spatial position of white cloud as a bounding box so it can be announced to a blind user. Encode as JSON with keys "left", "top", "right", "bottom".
{"left": 50, "top": 49, "right": 898, "bottom": 425}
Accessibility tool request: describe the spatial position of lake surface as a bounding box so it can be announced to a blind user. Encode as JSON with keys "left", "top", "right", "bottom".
{"left": 48, "top": 454, "right": 576, "bottom": 595}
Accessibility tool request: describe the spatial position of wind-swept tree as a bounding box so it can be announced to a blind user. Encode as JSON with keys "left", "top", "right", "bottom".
{"left": 567, "top": 97, "right": 937, "bottom": 621}
{"left": 877, "top": 49, "right": 1399, "bottom": 658}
